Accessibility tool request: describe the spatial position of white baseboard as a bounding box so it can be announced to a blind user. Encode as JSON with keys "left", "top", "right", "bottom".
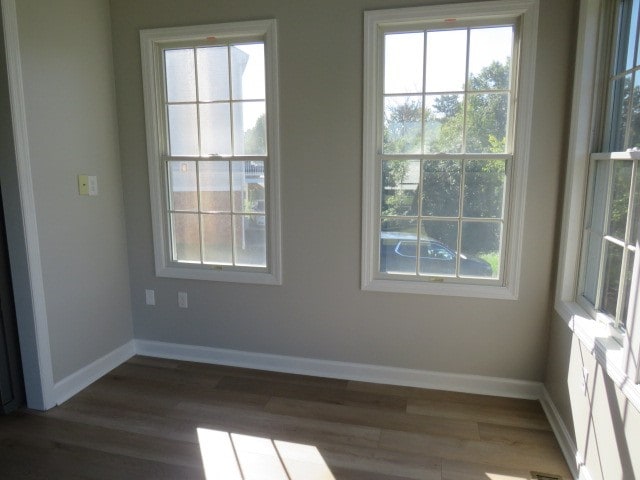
{"left": 52, "top": 340, "right": 135, "bottom": 405}
{"left": 539, "top": 387, "right": 592, "bottom": 480}
{"left": 134, "top": 339, "right": 543, "bottom": 400}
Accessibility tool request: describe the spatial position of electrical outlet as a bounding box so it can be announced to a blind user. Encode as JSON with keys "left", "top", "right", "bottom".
{"left": 178, "top": 291, "right": 188, "bottom": 309}
{"left": 145, "top": 289, "right": 155, "bottom": 306}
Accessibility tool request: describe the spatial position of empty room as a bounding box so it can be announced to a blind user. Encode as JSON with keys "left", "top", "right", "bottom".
{"left": 0, "top": 0, "right": 638, "bottom": 478}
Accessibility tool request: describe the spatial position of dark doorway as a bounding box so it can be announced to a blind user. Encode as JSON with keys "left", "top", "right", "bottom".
{"left": 0, "top": 184, "right": 24, "bottom": 413}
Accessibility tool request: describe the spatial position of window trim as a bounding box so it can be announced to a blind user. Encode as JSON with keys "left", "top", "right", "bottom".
{"left": 555, "top": 0, "right": 640, "bottom": 407}
{"left": 361, "top": 0, "right": 539, "bottom": 299}
{"left": 140, "top": 20, "right": 282, "bottom": 285}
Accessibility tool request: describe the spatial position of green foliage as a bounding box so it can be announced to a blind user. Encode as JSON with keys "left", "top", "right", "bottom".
{"left": 382, "top": 60, "right": 511, "bottom": 255}
{"left": 244, "top": 114, "right": 267, "bottom": 155}
{"left": 383, "top": 98, "right": 423, "bottom": 154}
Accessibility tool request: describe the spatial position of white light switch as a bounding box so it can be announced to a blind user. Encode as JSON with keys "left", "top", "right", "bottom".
{"left": 88, "top": 175, "right": 98, "bottom": 196}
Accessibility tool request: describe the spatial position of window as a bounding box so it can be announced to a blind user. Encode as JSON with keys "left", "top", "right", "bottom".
{"left": 140, "top": 20, "right": 281, "bottom": 284}
{"left": 556, "top": 0, "right": 640, "bottom": 402}
{"left": 578, "top": 0, "right": 640, "bottom": 336}
{"left": 362, "top": 1, "right": 538, "bottom": 298}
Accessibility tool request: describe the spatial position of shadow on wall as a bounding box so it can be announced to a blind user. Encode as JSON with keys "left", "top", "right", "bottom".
{"left": 565, "top": 333, "right": 639, "bottom": 480}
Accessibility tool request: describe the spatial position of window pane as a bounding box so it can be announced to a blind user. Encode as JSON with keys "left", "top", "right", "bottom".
{"left": 622, "top": 249, "right": 635, "bottom": 326}
{"left": 233, "top": 101, "right": 267, "bottom": 156}
{"left": 232, "top": 161, "right": 265, "bottom": 213}
{"left": 202, "top": 214, "right": 232, "bottom": 265}
{"left": 234, "top": 215, "right": 266, "bottom": 267}
{"left": 619, "top": 0, "right": 640, "bottom": 72}
{"left": 583, "top": 231, "right": 603, "bottom": 305}
{"left": 608, "top": 160, "right": 633, "bottom": 239}
{"left": 421, "top": 159, "right": 461, "bottom": 217}
{"left": 197, "top": 46, "right": 230, "bottom": 102}
{"left": 601, "top": 241, "right": 624, "bottom": 317}
{"left": 168, "top": 104, "right": 199, "bottom": 156}
{"left": 168, "top": 161, "right": 197, "bottom": 211}
{"left": 608, "top": 74, "right": 632, "bottom": 151}
{"left": 165, "top": 49, "right": 196, "bottom": 102}
{"left": 380, "top": 219, "right": 417, "bottom": 274}
{"left": 465, "top": 93, "right": 509, "bottom": 153}
{"left": 631, "top": 165, "right": 640, "bottom": 244}
{"left": 383, "top": 96, "right": 423, "bottom": 154}
{"left": 630, "top": 73, "right": 640, "bottom": 148}
{"left": 420, "top": 220, "right": 458, "bottom": 276}
{"left": 589, "top": 160, "right": 610, "bottom": 233}
{"left": 424, "top": 94, "right": 463, "bottom": 153}
{"left": 200, "top": 161, "right": 230, "bottom": 212}
{"left": 384, "top": 32, "right": 424, "bottom": 94}
{"left": 460, "top": 221, "right": 501, "bottom": 278}
{"left": 468, "top": 27, "right": 513, "bottom": 90}
{"left": 425, "top": 29, "right": 466, "bottom": 93}
{"left": 381, "top": 159, "right": 420, "bottom": 216}
{"left": 463, "top": 159, "right": 506, "bottom": 218}
{"left": 231, "top": 43, "right": 265, "bottom": 100}
{"left": 171, "top": 213, "right": 201, "bottom": 263}
{"left": 200, "top": 103, "right": 232, "bottom": 157}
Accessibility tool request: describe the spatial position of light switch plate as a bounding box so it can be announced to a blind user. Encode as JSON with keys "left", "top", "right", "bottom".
{"left": 78, "top": 175, "right": 89, "bottom": 195}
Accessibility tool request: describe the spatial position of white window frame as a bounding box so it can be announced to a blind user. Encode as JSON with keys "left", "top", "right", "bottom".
{"left": 361, "top": 0, "right": 539, "bottom": 299}
{"left": 140, "top": 20, "right": 282, "bottom": 285}
{"left": 556, "top": 0, "right": 640, "bottom": 409}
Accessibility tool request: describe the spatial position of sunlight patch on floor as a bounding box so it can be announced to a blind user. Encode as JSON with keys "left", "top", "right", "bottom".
{"left": 197, "top": 427, "right": 336, "bottom": 480}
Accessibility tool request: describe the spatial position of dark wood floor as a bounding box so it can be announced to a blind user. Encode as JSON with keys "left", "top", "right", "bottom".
{"left": 0, "top": 356, "right": 572, "bottom": 479}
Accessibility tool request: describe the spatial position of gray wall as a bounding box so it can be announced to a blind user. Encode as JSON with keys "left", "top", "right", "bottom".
{"left": 14, "top": 0, "right": 132, "bottom": 382}
{"left": 545, "top": 315, "right": 640, "bottom": 479}
{"left": 110, "top": 0, "right": 574, "bottom": 381}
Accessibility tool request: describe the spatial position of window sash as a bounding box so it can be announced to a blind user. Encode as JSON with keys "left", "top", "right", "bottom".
{"left": 578, "top": 151, "right": 640, "bottom": 333}
{"left": 375, "top": 23, "right": 516, "bottom": 285}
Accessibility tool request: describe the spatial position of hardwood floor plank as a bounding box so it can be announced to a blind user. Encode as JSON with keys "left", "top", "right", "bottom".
{"left": 0, "top": 435, "right": 204, "bottom": 480}
{"left": 216, "top": 375, "right": 408, "bottom": 411}
{"left": 265, "top": 396, "right": 480, "bottom": 440}
{"left": 0, "top": 412, "right": 203, "bottom": 469}
{"left": 174, "top": 400, "right": 382, "bottom": 449}
{"left": 406, "top": 397, "right": 551, "bottom": 431}
{"left": 318, "top": 443, "right": 442, "bottom": 480}
{"left": 441, "top": 458, "right": 534, "bottom": 480}
{"left": 379, "top": 429, "right": 571, "bottom": 477}
{"left": 348, "top": 381, "right": 542, "bottom": 410}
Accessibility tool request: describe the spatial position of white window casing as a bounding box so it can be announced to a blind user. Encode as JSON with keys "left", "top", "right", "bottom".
{"left": 361, "top": 0, "right": 539, "bottom": 299}
{"left": 140, "top": 20, "right": 282, "bottom": 285}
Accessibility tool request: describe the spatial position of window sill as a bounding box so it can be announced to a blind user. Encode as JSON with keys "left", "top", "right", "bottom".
{"left": 555, "top": 300, "right": 640, "bottom": 412}
{"left": 156, "top": 264, "right": 282, "bottom": 285}
{"left": 362, "top": 278, "right": 517, "bottom": 299}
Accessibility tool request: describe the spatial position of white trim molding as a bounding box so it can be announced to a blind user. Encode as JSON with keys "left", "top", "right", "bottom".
{"left": 134, "top": 339, "right": 542, "bottom": 399}
{"left": 53, "top": 341, "right": 135, "bottom": 406}
{"left": 1, "top": 0, "right": 55, "bottom": 410}
{"left": 540, "top": 387, "right": 594, "bottom": 480}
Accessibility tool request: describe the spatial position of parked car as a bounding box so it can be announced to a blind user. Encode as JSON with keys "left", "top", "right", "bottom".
{"left": 380, "top": 232, "right": 493, "bottom": 277}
